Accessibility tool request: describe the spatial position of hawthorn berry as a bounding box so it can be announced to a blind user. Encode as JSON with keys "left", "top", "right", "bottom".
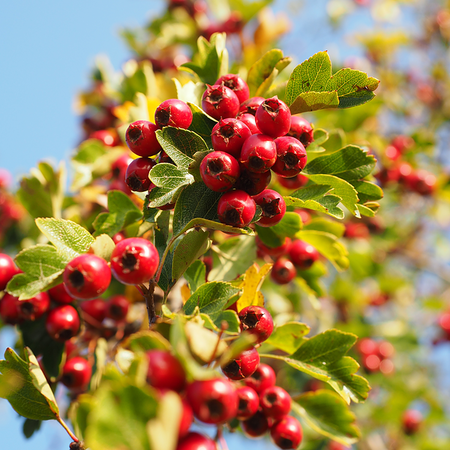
{"left": 211, "top": 118, "right": 252, "bottom": 158}
{"left": 146, "top": 350, "right": 186, "bottom": 392}
{"left": 111, "top": 153, "right": 132, "bottom": 179}
{"left": 0, "top": 253, "right": 19, "bottom": 291}
{"left": 362, "top": 354, "right": 381, "bottom": 372}
{"left": 260, "top": 385, "right": 292, "bottom": 420}
{"left": 112, "top": 231, "right": 126, "bottom": 245}
{"left": 237, "top": 112, "right": 261, "bottom": 134}
{"left": 271, "top": 258, "right": 296, "bottom": 285}
{"left": 186, "top": 378, "right": 238, "bottom": 424}
{"left": 80, "top": 298, "right": 108, "bottom": 323}
{"left": 402, "top": 409, "right": 423, "bottom": 435}
{"left": 63, "top": 254, "right": 111, "bottom": 300}
{"left": 255, "top": 97, "right": 291, "bottom": 138}
{"left": 125, "top": 157, "right": 156, "bottom": 192}
{"left": 272, "top": 136, "right": 307, "bottom": 178}
{"left": 155, "top": 99, "right": 193, "bottom": 129}
{"left": 235, "top": 386, "right": 260, "bottom": 420}
{"left": 48, "top": 283, "right": 75, "bottom": 304}
{"left": 0, "top": 293, "right": 22, "bottom": 325}
{"left": 288, "top": 240, "right": 319, "bottom": 270}
{"left": 288, "top": 115, "right": 314, "bottom": 147}
{"left": 200, "top": 151, "right": 240, "bottom": 192}
{"left": 89, "top": 129, "right": 120, "bottom": 147}
{"left": 357, "top": 337, "right": 378, "bottom": 356}
{"left": 256, "top": 237, "right": 291, "bottom": 260}
{"left": 239, "top": 305, "right": 274, "bottom": 343}
{"left": 217, "top": 190, "right": 256, "bottom": 227}
{"left": 215, "top": 74, "right": 250, "bottom": 104}
{"left": 277, "top": 173, "right": 308, "bottom": 190}
{"left": 125, "top": 120, "right": 162, "bottom": 157}
{"left": 235, "top": 167, "right": 271, "bottom": 196}
{"left": 270, "top": 415, "right": 303, "bottom": 449}
{"left": 61, "top": 357, "right": 92, "bottom": 390}
{"left": 239, "top": 97, "right": 265, "bottom": 116}
{"left": 391, "top": 135, "right": 414, "bottom": 153}
{"left": 17, "top": 292, "right": 50, "bottom": 322}
{"left": 202, "top": 84, "right": 240, "bottom": 120}
{"left": 253, "top": 189, "right": 286, "bottom": 227}
{"left": 344, "top": 222, "right": 370, "bottom": 239}
{"left": 110, "top": 237, "right": 159, "bottom": 285}
{"left": 176, "top": 432, "right": 216, "bottom": 450}
{"left": 46, "top": 305, "right": 81, "bottom": 342}
{"left": 106, "top": 295, "right": 129, "bottom": 321}
{"left": 406, "top": 169, "right": 437, "bottom": 196}
{"left": 242, "top": 410, "right": 270, "bottom": 438}
{"left": 179, "top": 398, "right": 194, "bottom": 439}
{"left": 221, "top": 347, "right": 260, "bottom": 380}
{"left": 240, "top": 134, "right": 277, "bottom": 173}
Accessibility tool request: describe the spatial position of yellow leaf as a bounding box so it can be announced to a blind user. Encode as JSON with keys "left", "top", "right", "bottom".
{"left": 236, "top": 263, "right": 272, "bottom": 311}
{"left": 180, "top": 283, "right": 191, "bottom": 305}
{"left": 113, "top": 101, "right": 137, "bottom": 123}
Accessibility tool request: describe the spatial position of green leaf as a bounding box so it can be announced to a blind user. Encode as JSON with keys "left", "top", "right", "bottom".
{"left": 228, "top": 0, "right": 273, "bottom": 22}
{"left": 349, "top": 180, "right": 384, "bottom": 203}
{"left": 155, "top": 229, "right": 175, "bottom": 293}
{"left": 306, "top": 128, "right": 329, "bottom": 152}
{"left": 90, "top": 234, "right": 116, "bottom": 262}
{"left": 173, "top": 79, "right": 204, "bottom": 107}
{"left": 255, "top": 225, "right": 284, "bottom": 248}
{"left": 285, "top": 51, "right": 379, "bottom": 113}
{"left": 208, "top": 310, "right": 240, "bottom": 334}
{"left": 184, "top": 260, "right": 206, "bottom": 293}
{"left": 265, "top": 322, "right": 310, "bottom": 354}
{"left": 188, "top": 103, "right": 217, "bottom": 147}
{"left": 0, "top": 348, "right": 59, "bottom": 421}
{"left": 149, "top": 163, "right": 195, "bottom": 190}
{"left": 303, "top": 145, "right": 376, "bottom": 181}
{"left": 125, "top": 330, "right": 171, "bottom": 353}
{"left": 303, "top": 218, "right": 345, "bottom": 238}
{"left": 254, "top": 211, "right": 302, "bottom": 249}
{"left": 357, "top": 203, "right": 377, "bottom": 217}
{"left": 93, "top": 190, "right": 143, "bottom": 237}
{"left": 147, "top": 185, "right": 185, "bottom": 209}
{"left": 291, "top": 390, "right": 360, "bottom": 445}
{"left": 172, "top": 230, "right": 209, "bottom": 281}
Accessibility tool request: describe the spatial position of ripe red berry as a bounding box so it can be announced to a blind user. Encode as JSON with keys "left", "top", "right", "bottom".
{"left": 253, "top": 189, "right": 286, "bottom": 227}
{"left": 240, "top": 134, "right": 277, "bottom": 173}
{"left": 288, "top": 240, "right": 319, "bottom": 270}
{"left": 176, "top": 432, "right": 216, "bottom": 450}
{"left": 215, "top": 74, "right": 250, "bottom": 104}
{"left": 270, "top": 415, "right": 303, "bottom": 449}
{"left": 237, "top": 112, "right": 261, "bottom": 134}
{"left": 288, "top": 116, "right": 314, "bottom": 147}
{"left": 357, "top": 338, "right": 378, "bottom": 356}
{"left": 0, "top": 253, "right": 19, "bottom": 291}
{"left": 125, "top": 157, "right": 156, "bottom": 192}
{"left": 155, "top": 99, "right": 193, "bottom": 129}
{"left": 80, "top": 298, "right": 108, "bottom": 323}
{"left": 245, "top": 363, "right": 276, "bottom": 394}
{"left": 328, "top": 441, "right": 351, "bottom": 450}
{"left": 272, "top": 136, "right": 307, "bottom": 178}
{"left": 239, "top": 97, "right": 265, "bottom": 116}
{"left": 202, "top": 84, "right": 240, "bottom": 120}
{"left": 217, "top": 190, "right": 256, "bottom": 227}
{"left": 235, "top": 168, "right": 271, "bottom": 196}
{"left": 222, "top": 347, "right": 260, "bottom": 380}
{"left": 405, "top": 169, "right": 437, "bottom": 196}
{"left": 64, "top": 254, "right": 111, "bottom": 300}
{"left": 179, "top": 398, "right": 194, "bottom": 438}
{"left": 260, "top": 386, "right": 292, "bottom": 420}
{"left": 256, "top": 237, "right": 291, "bottom": 260}
{"left": 362, "top": 354, "right": 381, "bottom": 372}
{"left": 277, "top": 173, "right": 308, "bottom": 190}
{"left": 402, "top": 409, "right": 422, "bottom": 435}
{"left": 391, "top": 135, "right": 414, "bottom": 153}
{"left": 106, "top": 295, "right": 129, "bottom": 321}
{"left": 46, "top": 305, "right": 81, "bottom": 342}
{"left": 48, "top": 283, "right": 76, "bottom": 304}
{"left": 112, "top": 231, "right": 126, "bottom": 245}
{"left": 255, "top": 97, "right": 291, "bottom": 138}
{"left": 125, "top": 120, "right": 162, "bottom": 157}
{"left": 239, "top": 305, "right": 274, "bottom": 343}
{"left": 0, "top": 293, "right": 22, "bottom": 325}
{"left": 384, "top": 145, "right": 402, "bottom": 161}
{"left": 211, "top": 118, "right": 252, "bottom": 158}
{"left": 344, "top": 222, "right": 370, "bottom": 239}
{"left": 17, "top": 292, "right": 50, "bottom": 322}
{"left": 89, "top": 129, "right": 120, "bottom": 147}
{"left": 200, "top": 151, "right": 240, "bottom": 192}
{"left": 111, "top": 153, "right": 133, "bottom": 178}
{"left": 242, "top": 410, "right": 270, "bottom": 438}
{"left": 186, "top": 378, "right": 238, "bottom": 424}
{"left": 236, "top": 386, "right": 260, "bottom": 420}
{"left": 438, "top": 311, "right": 450, "bottom": 334}
{"left": 377, "top": 341, "right": 395, "bottom": 359}
{"left": 271, "top": 258, "right": 296, "bottom": 285}
{"left": 111, "top": 237, "right": 159, "bottom": 285}
{"left": 61, "top": 357, "right": 92, "bottom": 390}
{"left": 146, "top": 350, "right": 186, "bottom": 392}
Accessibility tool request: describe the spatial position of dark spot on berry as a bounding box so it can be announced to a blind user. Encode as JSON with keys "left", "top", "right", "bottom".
{"left": 126, "top": 174, "right": 144, "bottom": 191}
{"left": 208, "top": 158, "right": 225, "bottom": 175}
{"left": 121, "top": 253, "right": 138, "bottom": 271}
{"left": 20, "top": 302, "right": 34, "bottom": 316}
{"left": 69, "top": 270, "right": 85, "bottom": 290}
{"left": 261, "top": 198, "right": 281, "bottom": 218}
{"left": 283, "top": 152, "right": 300, "bottom": 169}
{"left": 207, "top": 399, "right": 225, "bottom": 419}
{"left": 128, "top": 128, "right": 142, "bottom": 143}
{"left": 278, "top": 438, "right": 294, "bottom": 449}
{"left": 242, "top": 310, "right": 263, "bottom": 328}
{"left": 249, "top": 156, "right": 265, "bottom": 171}
{"left": 155, "top": 108, "right": 170, "bottom": 126}
{"left": 223, "top": 360, "right": 241, "bottom": 376}
{"left": 221, "top": 124, "right": 235, "bottom": 139}
{"left": 238, "top": 397, "right": 249, "bottom": 411}
{"left": 225, "top": 208, "right": 241, "bottom": 226}
{"left": 59, "top": 328, "right": 76, "bottom": 341}
{"left": 266, "top": 393, "right": 277, "bottom": 404}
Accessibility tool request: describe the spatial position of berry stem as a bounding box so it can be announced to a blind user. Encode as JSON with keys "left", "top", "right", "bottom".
{"left": 140, "top": 281, "right": 157, "bottom": 326}
{"left": 215, "top": 426, "right": 229, "bottom": 450}
{"left": 56, "top": 414, "right": 79, "bottom": 443}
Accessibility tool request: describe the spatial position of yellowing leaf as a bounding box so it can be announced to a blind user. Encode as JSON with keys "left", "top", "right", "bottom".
{"left": 180, "top": 283, "right": 191, "bottom": 305}
{"left": 236, "top": 263, "right": 272, "bottom": 311}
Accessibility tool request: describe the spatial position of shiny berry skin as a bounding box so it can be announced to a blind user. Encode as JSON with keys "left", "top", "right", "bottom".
{"left": 111, "top": 153, "right": 133, "bottom": 178}
{"left": 111, "top": 237, "right": 159, "bottom": 285}
{"left": 155, "top": 99, "right": 193, "bottom": 129}
{"left": 46, "top": 305, "right": 81, "bottom": 342}
{"left": 277, "top": 173, "right": 308, "bottom": 190}
{"left": 344, "top": 222, "right": 370, "bottom": 239}
{"left": 239, "top": 305, "right": 274, "bottom": 343}
{"left": 288, "top": 240, "right": 319, "bottom": 270}
{"left": 125, "top": 157, "right": 156, "bottom": 192}
{"left": 125, "top": 120, "right": 162, "bottom": 157}
{"left": 255, "top": 97, "right": 291, "bottom": 138}
{"left": 48, "top": 283, "right": 75, "bottom": 304}
{"left": 240, "top": 134, "right": 276, "bottom": 173}
{"left": 239, "top": 97, "right": 265, "bottom": 116}
{"left": 106, "top": 295, "right": 129, "bottom": 321}
{"left": 211, "top": 118, "right": 252, "bottom": 158}
{"left": 80, "top": 298, "right": 108, "bottom": 323}
{"left": 112, "top": 231, "right": 126, "bottom": 245}
{"left": 0, "top": 293, "right": 22, "bottom": 325}
{"left": 176, "top": 432, "right": 216, "bottom": 450}
{"left": 200, "top": 151, "right": 240, "bottom": 192}
{"left": 272, "top": 136, "right": 307, "bottom": 178}
{"left": 217, "top": 190, "right": 256, "bottom": 227}
{"left": 202, "top": 84, "right": 240, "bottom": 120}
{"left": 253, "top": 189, "right": 286, "bottom": 227}
{"left": 235, "top": 168, "right": 271, "bottom": 196}
{"left": 64, "top": 254, "right": 111, "bottom": 300}
{"left": 89, "top": 129, "right": 120, "bottom": 147}
{"left": 237, "top": 112, "right": 261, "bottom": 134}
{"left": 357, "top": 337, "right": 378, "bottom": 356}
{"left": 245, "top": 363, "right": 276, "bottom": 394}
{"left": 17, "top": 292, "right": 51, "bottom": 322}
{"left": 438, "top": 311, "right": 450, "bottom": 334}
{"left": 146, "top": 350, "right": 186, "bottom": 392}
{"left": 384, "top": 145, "right": 402, "bottom": 161}
{"left": 0, "top": 253, "right": 19, "bottom": 291}
{"left": 260, "top": 386, "right": 292, "bottom": 420}
{"left": 242, "top": 410, "right": 270, "bottom": 438}
{"left": 377, "top": 341, "right": 395, "bottom": 359}
{"left": 186, "top": 378, "right": 238, "bottom": 424}
{"left": 222, "top": 347, "right": 260, "bottom": 380}
{"left": 288, "top": 115, "right": 314, "bottom": 147}
{"left": 270, "top": 415, "right": 303, "bottom": 449}
{"left": 402, "top": 409, "right": 422, "bottom": 435}
{"left": 215, "top": 74, "right": 250, "bottom": 104}
{"left": 236, "top": 386, "right": 260, "bottom": 420}
{"left": 61, "top": 357, "right": 92, "bottom": 390}
{"left": 179, "top": 398, "right": 194, "bottom": 438}
{"left": 271, "top": 258, "right": 296, "bottom": 285}
{"left": 362, "top": 354, "right": 381, "bottom": 372}
{"left": 406, "top": 169, "right": 437, "bottom": 196}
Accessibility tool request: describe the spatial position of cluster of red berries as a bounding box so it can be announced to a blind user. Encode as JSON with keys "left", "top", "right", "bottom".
{"left": 375, "top": 135, "right": 437, "bottom": 196}
{"left": 0, "top": 169, "right": 24, "bottom": 245}
{"left": 356, "top": 338, "right": 395, "bottom": 375}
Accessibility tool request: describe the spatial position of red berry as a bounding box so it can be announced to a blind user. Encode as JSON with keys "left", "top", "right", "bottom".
{"left": 270, "top": 415, "right": 303, "bottom": 449}
{"left": 406, "top": 169, "right": 437, "bottom": 196}
{"left": 125, "top": 120, "right": 162, "bottom": 157}
{"left": 111, "top": 237, "right": 159, "bottom": 285}
{"left": 384, "top": 145, "right": 402, "bottom": 161}
{"left": 239, "top": 305, "right": 274, "bottom": 343}
{"left": 391, "top": 135, "right": 414, "bottom": 153}
{"left": 200, "top": 151, "right": 240, "bottom": 192}
{"left": 344, "top": 222, "right": 370, "bottom": 239}
{"left": 48, "top": 283, "right": 76, "bottom": 304}
{"left": 106, "top": 295, "right": 129, "bottom": 321}
{"left": 239, "top": 97, "right": 265, "bottom": 116}
{"left": 112, "top": 231, "right": 126, "bottom": 245}
{"left": 438, "top": 312, "right": 450, "bottom": 334}
{"left": 255, "top": 97, "right": 291, "bottom": 138}
{"left": 253, "top": 189, "right": 286, "bottom": 227}
{"left": 240, "top": 134, "right": 277, "bottom": 173}
{"left": 357, "top": 338, "right": 378, "bottom": 356}
{"left": 61, "top": 357, "right": 92, "bottom": 390}
{"left": 235, "top": 168, "right": 271, "bottom": 196}
{"left": 236, "top": 386, "right": 260, "bottom": 420}
{"left": 237, "top": 112, "right": 261, "bottom": 134}
{"left": 0, "top": 253, "right": 19, "bottom": 291}
{"left": 402, "top": 409, "right": 422, "bottom": 435}
{"left": 146, "top": 350, "right": 186, "bottom": 392}
{"left": 288, "top": 240, "right": 319, "bottom": 270}
{"left": 89, "top": 129, "right": 120, "bottom": 147}
{"left": 80, "top": 298, "right": 108, "bottom": 323}
{"left": 179, "top": 398, "right": 194, "bottom": 439}
{"left": 0, "top": 293, "right": 22, "bottom": 325}
{"left": 272, "top": 136, "right": 307, "bottom": 178}
{"left": 46, "top": 305, "right": 81, "bottom": 342}
{"left": 111, "top": 153, "right": 133, "bottom": 178}
{"left": 215, "top": 74, "right": 250, "bottom": 104}
{"left": 377, "top": 341, "right": 395, "bottom": 359}
{"left": 211, "top": 118, "right": 252, "bottom": 158}
{"left": 271, "top": 258, "right": 296, "bottom": 284}
{"left": 186, "top": 378, "right": 238, "bottom": 424}
{"left": 202, "top": 84, "right": 240, "bottom": 120}
{"left": 245, "top": 363, "right": 276, "bottom": 394}
{"left": 260, "top": 386, "right": 292, "bottom": 420}
{"left": 277, "top": 173, "right": 308, "bottom": 190}
{"left": 221, "top": 347, "right": 260, "bottom": 380}
{"left": 64, "top": 254, "right": 111, "bottom": 300}
{"left": 256, "top": 237, "right": 291, "bottom": 259}
{"left": 125, "top": 157, "right": 156, "bottom": 192}
{"left": 242, "top": 410, "right": 270, "bottom": 438}
{"left": 375, "top": 166, "right": 400, "bottom": 186}
{"left": 155, "top": 99, "right": 193, "bottom": 129}
{"left": 328, "top": 442, "right": 351, "bottom": 450}
{"left": 176, "top": 432, "right": 216, "bottom": 450}
{"left": 17, "top": 292, "right": 50, "bottom": 322}
{"left": 217, "top": 190, "right": 256, "bottom": 227}
{"left": 288, "top": 116, "right": 314, "bottom": 147}
{"left": 362, "top": 354, "right": 381, "bottom": 372}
